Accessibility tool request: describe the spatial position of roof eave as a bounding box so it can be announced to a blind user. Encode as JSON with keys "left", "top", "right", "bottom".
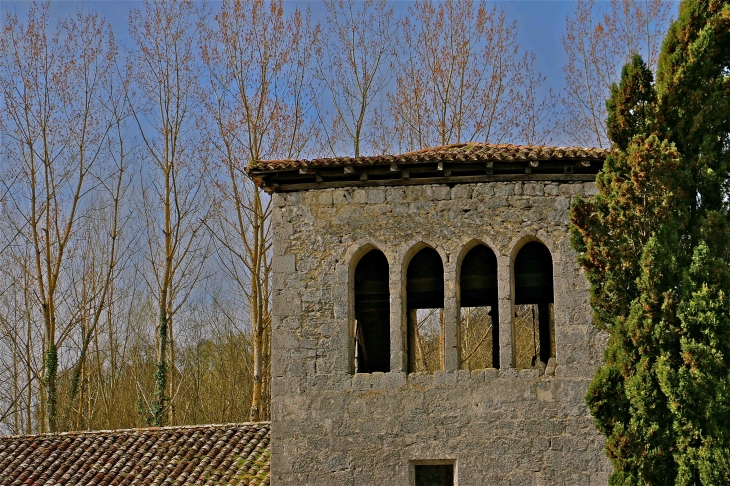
{"left": 246, "top": 156, "right": 604, "bottom": 194}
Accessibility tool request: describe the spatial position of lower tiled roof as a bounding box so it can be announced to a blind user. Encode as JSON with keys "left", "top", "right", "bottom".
{"left": 0, "top": 422, "right": 270, "bottom": 486}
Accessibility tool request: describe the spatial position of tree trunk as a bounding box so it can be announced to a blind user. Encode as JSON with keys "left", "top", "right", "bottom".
{"left": 249, "top": 196, "right": 264, "bottom": 423}
{"left": 152, "top": 305, "right": 169, "bottom": 427}
{"left": 250, "top": 308, "right": 262, "bottom": 423}
{"left": 43, "top": 341, "right": 58, "bottom": 432}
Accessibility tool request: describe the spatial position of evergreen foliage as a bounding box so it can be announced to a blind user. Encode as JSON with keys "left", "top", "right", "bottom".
{"left": 572, "top": 1, "right": 730, "bottom": 483}
{"left": 606, "top": 55, "right": 658, "bottom": 151}
{"left": 656, "top": 0, "right": 730, "bottom": 220}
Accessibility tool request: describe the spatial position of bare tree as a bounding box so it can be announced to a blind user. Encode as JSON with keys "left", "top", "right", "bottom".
{"left": 561, "top": 0, "right": 673, "bottom": 147}
{"left": 514, "top": 60, "right": 560, "bottom": 146}
{"left": 315, "top": 0, "right": 396, "bottom": 157}
{"left": 0, "top": 246, "right": 43, "bottom": 434}
{"left": 389, "top": 0, "right": 547, "bottom": 151}
{"left": 174, "top": 291, "right": 255, "bottom": 425}
{"left": 62, "top": 97, "right": 132, "bottom": 431}
{"left": 128, "top": 0, "right": 211, "bottom": 427}
{"left": 0, "top": 3, "right": 120, "bottom": 432}
{"left": 203, "top": 0, "right": 318, "bottom": 421}
{"left": 201, "top": 0, "right": 319, "bottom": 422}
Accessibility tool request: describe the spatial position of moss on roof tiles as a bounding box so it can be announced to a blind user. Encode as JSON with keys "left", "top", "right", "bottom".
{"left": 0, "top": 423, "right": 270, "bottom": 486}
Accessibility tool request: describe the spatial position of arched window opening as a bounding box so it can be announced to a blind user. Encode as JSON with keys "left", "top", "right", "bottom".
{"left": 459, "top": 245, "right": 499, "bottom": 370}
{"left": 514, "top": 242, "right": 555, "bottom": 370}
{"left": 406, "top": 247, "right": 444, "bottom": 374}
{"left": 354, "top": 249, "right": 390, "bottom": 373}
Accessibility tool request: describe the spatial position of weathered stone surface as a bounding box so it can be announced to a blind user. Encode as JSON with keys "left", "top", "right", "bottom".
{"left": 271, "top": 181, "right": 611, "bottom": 485}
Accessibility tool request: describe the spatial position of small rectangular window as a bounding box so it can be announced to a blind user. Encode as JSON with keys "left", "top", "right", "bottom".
{"left": 414, "top": 464, "right": 454, "bottom": 486}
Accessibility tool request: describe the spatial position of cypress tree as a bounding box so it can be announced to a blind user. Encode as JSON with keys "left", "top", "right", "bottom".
{"left": 656, "top": 0, "right": 730, "bottom": 224}
{"left": 573, "top": 1, "right": 730, "bottom": 484}
{"left": 654, "top": 1, "right": 730, "bottom": 483}
{"left": 606, "top": 55, "right": 658, "bottom": 152}
{"left": 572, "top": 61, "right": 688, "bottom": 480}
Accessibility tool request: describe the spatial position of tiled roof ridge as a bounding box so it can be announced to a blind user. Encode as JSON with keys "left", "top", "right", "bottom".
{"left": 399, "top": 141, "right": 482, "bottom": 155}
{"left": 1, "top": 421, "right": 269, "bottom": 440}
{"left": 399, "top": 141, "right": 600, "bottom": 155}
{"left": 249, "top": 142, "right": 610, "bottom": 171}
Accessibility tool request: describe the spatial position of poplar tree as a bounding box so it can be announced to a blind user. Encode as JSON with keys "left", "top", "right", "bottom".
{"left": 572, "top": 1, "right": 730, "bottom": 484}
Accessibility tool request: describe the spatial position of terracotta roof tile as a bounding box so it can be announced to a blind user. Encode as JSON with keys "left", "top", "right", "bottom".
{"left": 0, "top": 423, "right": 270, "bottom": 486}
{"left": 248, "top": 142, "right": 609, "bottom": 171}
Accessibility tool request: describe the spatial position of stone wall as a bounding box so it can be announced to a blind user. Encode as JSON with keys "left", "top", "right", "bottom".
{"left": 270, "top": 181, "right": 612, "bottom": 485}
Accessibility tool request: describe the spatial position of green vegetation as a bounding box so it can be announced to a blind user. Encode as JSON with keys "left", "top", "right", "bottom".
{"left": 572, "top": 1, "right": 730, "bottom": 484}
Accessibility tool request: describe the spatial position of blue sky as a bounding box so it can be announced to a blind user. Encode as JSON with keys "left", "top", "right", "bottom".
{"left": 1, "top": 0, "right": 680, "bottom": 149}
{"left": 0, "top": 1, "right": 586, "bottom": 94}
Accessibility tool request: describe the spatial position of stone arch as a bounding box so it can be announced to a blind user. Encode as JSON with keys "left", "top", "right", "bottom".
{"left": 403, "top": 243, "right": 445, "bottom": 374}
{"left": 353, "top": 248, "right": 390, "bottom": 373}
{"left": 455, "top": 237, "right": 502, "bottom": 303}
{"left": 344, "top": 240, "right": 391, "bottom": 374}
{"left": 510, "top": 236, "right": 555, "bottom": 369}
{"left": 457, "top": 241, "right": 500, "bottom": 369}
{"left": 399, "top": 240, "right": 449, "bottom": 277}
{"left": 455, "top": 236, "right": 501, "bottom": 266}
{"left": 346, "top": 240, "right": 392, "bottom": 277}
{"left": 507, "top": 232, "right": 556, "bottom": 263}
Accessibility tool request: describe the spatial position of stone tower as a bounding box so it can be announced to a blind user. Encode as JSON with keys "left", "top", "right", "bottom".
{"left": 247, "top": 143, "right": 613, "bottom": 485}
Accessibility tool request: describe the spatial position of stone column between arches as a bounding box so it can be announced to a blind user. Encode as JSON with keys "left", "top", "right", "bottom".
{"left": 390, "top": 260, "right": 405, "bottom": 372}
{"left": 442, "top": 257, "right": 459, "bottom": 370}
{"left": 373, "top": 239, "right": 560, "bottom": 373}
{"left": 381, "top": 242, "right": 528, "bottom": 373}
{"left": 497, "top": 255, "right": 514, "bottom": 369}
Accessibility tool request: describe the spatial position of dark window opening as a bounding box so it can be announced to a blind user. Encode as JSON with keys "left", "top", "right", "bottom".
{"left": 415, "top": 464, "right": 454, "bottom": 486}
{"left": 407, "top": 248, "right": 444, "bottom": 374}
{"left": 459, "top": 245, "right": 499, "bottom": 369}
{"left": 514, "top": 241, "right": 555, "bottom": 369}
{"left": 354, "top": 249, "right": 390, "bottom": 373}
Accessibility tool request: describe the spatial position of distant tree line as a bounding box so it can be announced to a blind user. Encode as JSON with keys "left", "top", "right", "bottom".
{"left": 0, "top": 0, "right": 673, "bottom": 434}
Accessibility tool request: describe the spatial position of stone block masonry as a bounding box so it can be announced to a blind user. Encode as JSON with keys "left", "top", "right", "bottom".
{"left": 270, "top": 181, "right": 611, "bottom": 485}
